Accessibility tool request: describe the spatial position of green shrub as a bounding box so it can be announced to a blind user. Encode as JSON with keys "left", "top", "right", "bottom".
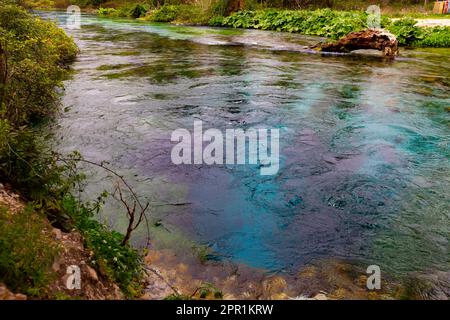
{"left": 97, "top": 7, "right": 116, "bottom": 16}
{"left": 115, "top": 6, "right": 134, "bottom": 17}
{"left": 208, "top": 8, "right": 449, "bottom": 47}
{"left": 129, "top": 3, "right": 149, "bottom": 19}
{"left": 97, "top": 4, "right": 145, "bottom": 18}
{"left": 21, "top": 0, "right": 55, "bottom": 8}
{"left": 214, "top": 9, "right": 369, "bottom": 39}
{"left": 0, "top": 205, "right": 59, "bottom": 296}
{"left": 387, "top": 18, "right": 424, "bottom": 46}
{"left": 221, "top": 10, "right": 255, "bottom": 29}
{"left": 208, "top": 15, "right": 225, "bottom": 27}
{"left": 0, "top": 4, "right": 77, "bottom": 128}
{"left": 62, "top": 195, "right": 144, "bottom": 297}
{"left": 0, "top": 4, "right": 78, "bottom": 204}
{"left": 148, "top": 5, "right": 180, "bottom": 22}
{"left": 386, "top": 18, "right": 450, "bottom": 47}
{"left": 417, "top": 27, "right": 450, "bottom": 47}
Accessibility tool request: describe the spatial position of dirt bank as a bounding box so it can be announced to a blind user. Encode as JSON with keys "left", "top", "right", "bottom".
{"left": 0, "top": 183, "right": 123, "bottom": 300}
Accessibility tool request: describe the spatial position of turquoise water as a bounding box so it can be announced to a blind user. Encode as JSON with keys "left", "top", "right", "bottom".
{"left": 41, "top": 11, "right": 449, "bottom": 276}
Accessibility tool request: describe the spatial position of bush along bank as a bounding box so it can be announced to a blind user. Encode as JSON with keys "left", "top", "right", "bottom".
{"left": 97, "top": 3, "right": 211, "bottom": 25}
{"left": 0, "top": 2, "right": 144, "bottom": 298}
{"left": 387, "top": 17, "right": 450, "bottom": 47}
{"left": 212, "top": 9, "right": 450, "bottom": 47}
{"left": 95, "top": 4, "right": 450, "bottom": 48}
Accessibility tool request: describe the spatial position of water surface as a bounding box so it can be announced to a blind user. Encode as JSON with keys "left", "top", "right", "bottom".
{"left": 41, "top": 11, "right": 449, "bottom": 277}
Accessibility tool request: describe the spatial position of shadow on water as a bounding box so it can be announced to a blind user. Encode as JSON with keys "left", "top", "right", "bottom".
{"left": 40, "top": 11, "right": 449, "bottom": 279}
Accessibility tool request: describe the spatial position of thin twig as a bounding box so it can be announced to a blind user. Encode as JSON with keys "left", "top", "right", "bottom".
{"left": 57, "top": 156, "right": 152, "bottom": 247}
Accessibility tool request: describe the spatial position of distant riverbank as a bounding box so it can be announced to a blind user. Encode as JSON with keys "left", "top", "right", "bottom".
{"left": 26, "top": 1, "right": 450, "bottom": 47}
{"left": 90, "top": 5, "right": 450, "bottom": 48}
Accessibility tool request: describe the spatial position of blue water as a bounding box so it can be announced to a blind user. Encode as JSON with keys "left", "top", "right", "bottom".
{"left": 41, "top": 11, "right": 449, "bottom": 276}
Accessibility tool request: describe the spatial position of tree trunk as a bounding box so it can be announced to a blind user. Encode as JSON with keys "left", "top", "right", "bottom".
{"left": 226, "top": 0, "right": 245, "bottom": 15}
{"left": 121, "top": 212, "right": 135, "bottom": 246}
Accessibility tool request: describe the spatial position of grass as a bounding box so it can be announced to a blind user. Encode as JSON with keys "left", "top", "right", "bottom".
{"left": 0, "top": 205, "right": 59, "bottom": 296}
{"left": 60, "top": 191, "right": 145, "bottom": 298}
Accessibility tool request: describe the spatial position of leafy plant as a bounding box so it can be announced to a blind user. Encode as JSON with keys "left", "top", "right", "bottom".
{"left": 195, "top": 282, "right": 223, "bottom": 299}
{"left": 97, "top": 7, "right": 117, "bottom": 16}
{"left": 387, "top": 18, "right": 424, "bottom": 46}
{"left": 208, "top": 15, "right": 225, "bottom": 27}
{"left": 147, "top": 5, "right": 180, "bottom": 22}
{"left": 129, "top": 3, "right": 149, "bottom": 19}
{"left": 386, "top": 18, "right": 450, "bottom": 47}
{"left": 62, "top": 193, "right": 144, "bottom": 297}
{"left": 0, "top": 4, "right": 77, "bottom": 128}
{"left": 415, "top": 26, "right": 450, "bottom": 47}
{"left": 214, "top": 9, "right": 369, "bottom": 39}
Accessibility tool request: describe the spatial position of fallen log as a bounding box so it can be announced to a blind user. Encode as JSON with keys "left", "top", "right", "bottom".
{"left": 319, "top": 29, "right": 399, "bottom": 57}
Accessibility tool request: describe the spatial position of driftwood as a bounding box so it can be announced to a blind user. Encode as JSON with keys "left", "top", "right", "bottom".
{"left": 320, "top": 29, "right": 399, "bottom": 57}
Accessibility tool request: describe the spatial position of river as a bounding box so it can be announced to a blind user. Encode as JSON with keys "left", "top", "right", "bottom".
{"left": 39, "top": 11, "right": 449, "bottom": 280}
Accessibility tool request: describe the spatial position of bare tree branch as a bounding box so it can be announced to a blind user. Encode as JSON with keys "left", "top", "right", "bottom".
{"left": 57, "top": 155, "right": 152, "bottom": 247}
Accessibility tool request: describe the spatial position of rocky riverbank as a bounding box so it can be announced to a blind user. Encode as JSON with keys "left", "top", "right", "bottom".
{"left": 0, "top": 183, "right": 123, "bottom": 300}
{"left": 1, "top": 183, "right": 448, "bottom": 300}
{"left": 140, "top": 249, "right": 399, "bottom": 300}
{"left": 141, "top": 248, "right": 450, "bottom": 300}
